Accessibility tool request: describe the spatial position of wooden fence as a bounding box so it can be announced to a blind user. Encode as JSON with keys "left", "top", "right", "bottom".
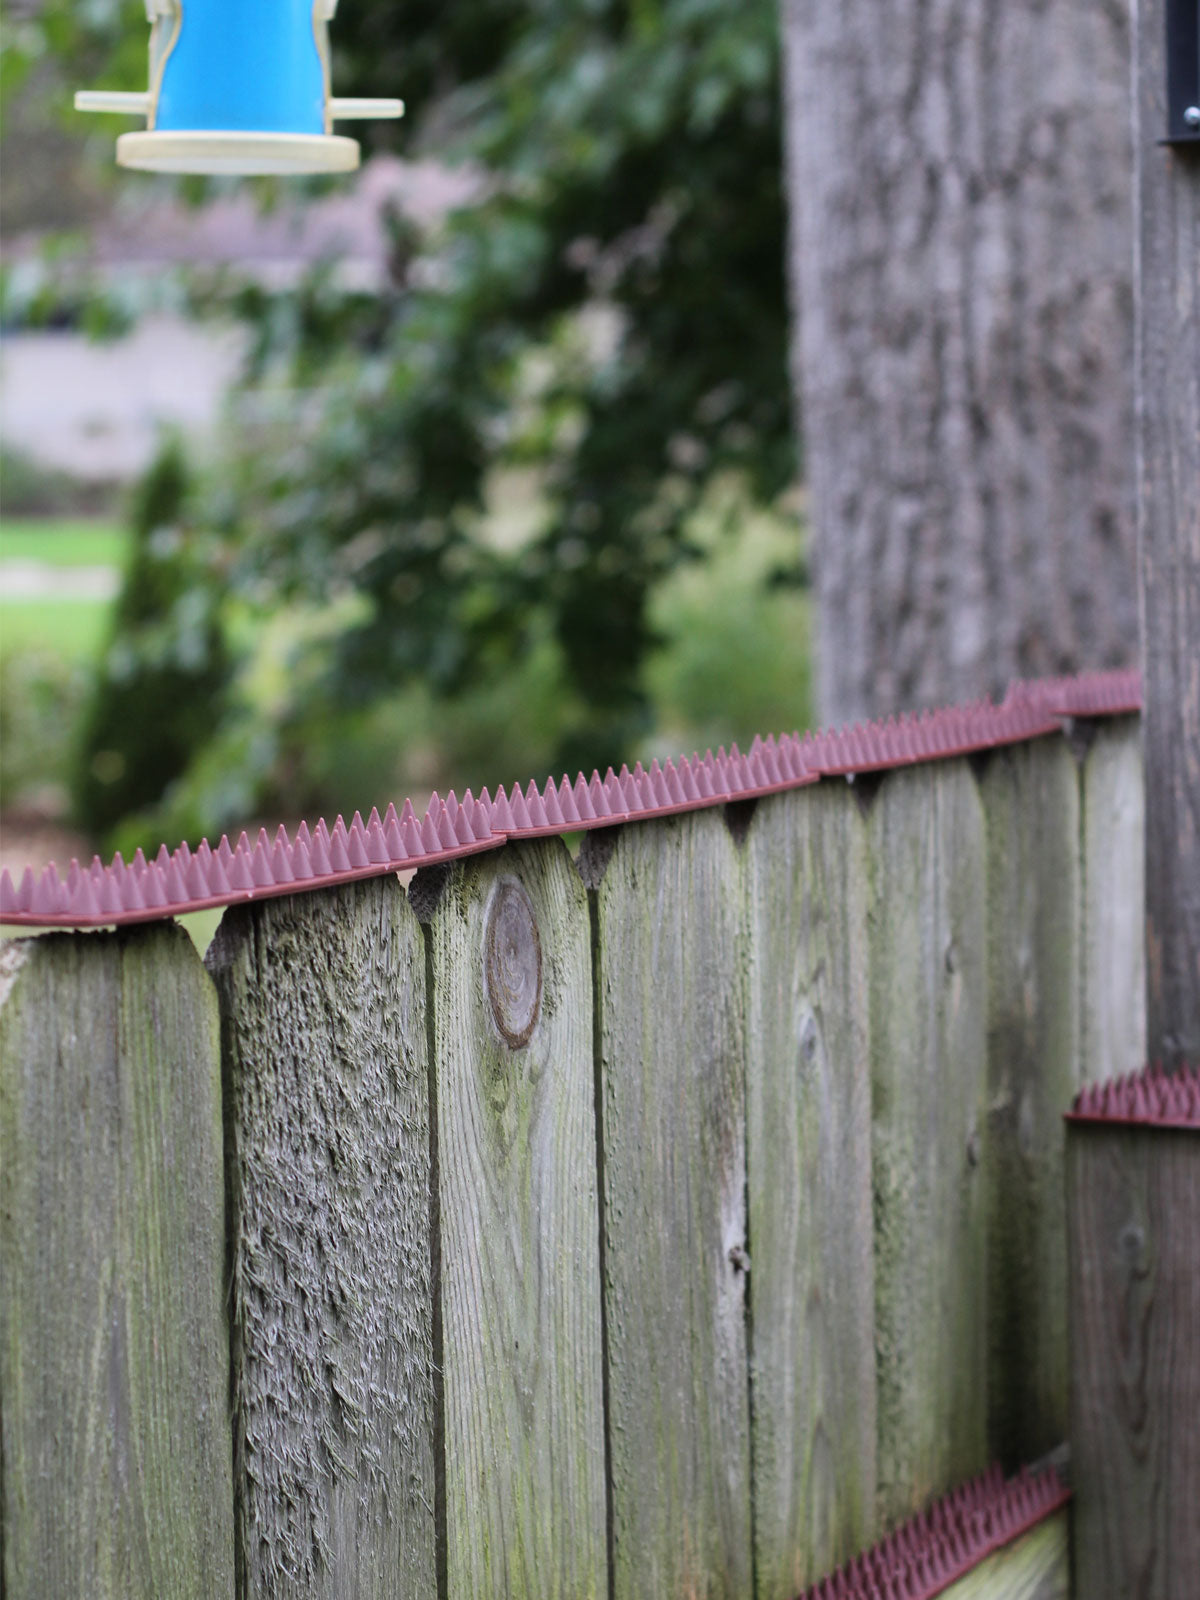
{"left": 0, "top": 716, "right": 1143, "bottom": 1599}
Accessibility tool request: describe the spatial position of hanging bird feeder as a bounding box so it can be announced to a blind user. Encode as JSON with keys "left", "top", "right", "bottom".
{"left": 75, "top": 0, "right": 402, "bottom": 175}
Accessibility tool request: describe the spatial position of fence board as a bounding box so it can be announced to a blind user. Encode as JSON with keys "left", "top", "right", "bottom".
{"left": 744, "top": 785, "right": 877, "bottom": 1597}
{"left": 939, "top": 1510, "right": 1069, "bottom": 1599}
{"left": 1067, "top": 1125, "right": 1200, "bottom": 1598}
{"left": 592, "top": 808, "right": 754, "bottom": 1599}
{"left": 425, "top": 841, "right": 607, "bottom": 1599}
{"left": 207, "top": 877, "right": 436, "bottom": 1599}
{"left": 1080, "top": 718, "right": 1145, "bottom": 1083}
{"left": 867, "top": 762, "right": 989, "bottom": 1528}
{"left": 0, "top": 926, "right": 233, "bottom": 1599}
{"left": 980, "top": 737, "right": 1079, "bottom": 1466}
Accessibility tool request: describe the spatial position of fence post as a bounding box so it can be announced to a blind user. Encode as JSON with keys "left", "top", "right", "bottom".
{"left": 866, "top": 760, "right": 989, "bottom": 1528}
{"left": 743, "top": 782, "right": 877, "bottom": 1596}
{"left": 207, "top": 877, "right": 437, "bottom": 1599}
{"left": 1080, "top": 718, "right": 1145, "bottom": 1084}
{"left": 979, "top": 735, "right": 1080, "bottom": 1466}
{"left": 1066, "top": 1102, "right": 1200, "bottom": 1596}
{"left": 420, "top": 840, "right": 607, "bottom": 1598}
{"left": 0, "top": 926, "right": 233, "bottom": 1598}
{"left": 1134, "top": 0, "right": 1200, "bottom": 1064}
{"left": 588, "top": 806, "right": 754, "bottom": 1598}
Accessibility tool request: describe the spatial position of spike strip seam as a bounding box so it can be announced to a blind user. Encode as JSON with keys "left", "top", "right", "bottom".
{"left": 0, "top": 670, "right": 1143, "bottom": 929}
{"left": 795, "top": 1462, "right": 1071, "bottom": 1600}
{"left": 1064, "top": 1063, "right": 1200, "bottom": 1130}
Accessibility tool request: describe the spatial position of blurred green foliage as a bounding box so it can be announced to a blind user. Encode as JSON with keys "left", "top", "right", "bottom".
{"left": 72, "top": 440, "right": 230, "bottom": 838}
{"left": 6, "top": 0, "right": 802, "bottom": 849}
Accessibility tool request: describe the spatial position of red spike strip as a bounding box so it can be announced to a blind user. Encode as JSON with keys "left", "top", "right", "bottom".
{"left": 1032, "top": 667, "right": 1143, "bottom": 719}
{"left": 795, "top": 1463, "right": 1071, "bottom": 1599}
{"left": 1066, "top": 1062, "right": 1200, "bottom": 1130}
{"left": 0, "top": 670, "right": 1138, "bottom": 928}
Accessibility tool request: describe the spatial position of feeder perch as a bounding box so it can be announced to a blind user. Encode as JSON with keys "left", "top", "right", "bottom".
{"left": 74, "top": 0, "right": 403, "bottom": 175}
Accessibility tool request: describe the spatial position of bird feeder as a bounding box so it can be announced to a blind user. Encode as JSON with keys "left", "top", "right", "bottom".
{"left": 75, "top": 0, "right": 402, "bottom": 175}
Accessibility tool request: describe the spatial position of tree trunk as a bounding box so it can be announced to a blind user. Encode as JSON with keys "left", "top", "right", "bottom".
{"left": 782, "top": 0, "right": 1137, "bottom": 725}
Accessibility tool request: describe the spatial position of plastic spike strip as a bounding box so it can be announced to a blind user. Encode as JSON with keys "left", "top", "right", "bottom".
{"left": 0, "top": 794, "right": 498, "bottom": 928}
{"left": 796, "top": 1462, "right": 1071, "bottom": 1600}
{"left": 1025, "top": 667, "right": 1143, "bottom": 720}
{"left": 1066, "top": 1063, "right": 1200, "bottom": 1130}
{"left": 0, "top": 669, "right": 1143, "bottom": 929}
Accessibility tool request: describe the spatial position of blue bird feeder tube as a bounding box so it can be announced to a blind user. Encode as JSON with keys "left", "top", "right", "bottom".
{"left": 75, "top": 0, "right": 402, "bottom": 175}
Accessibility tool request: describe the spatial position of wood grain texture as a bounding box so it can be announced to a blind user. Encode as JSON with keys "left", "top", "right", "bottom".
{"left": 1067, "top": 1126, "right": 1200, "bottom": 1598}
{"left": 783, "top": 0, "right": 1136, "bottom": 725}
{"left": 1133, "top": 0, "right": 1200, "bottom": 1067}
{"left": 0, "top": 926, "right": 233, "bottom": 1599}
{"left": 939, "top": 1511, "right": 1069, "bottom": 1599}
{"left": 206, "top": 878, "right": 436, "bottom": 1600}
{"left": 744, "top": 785, "right": 877, "bottom": 1597}
{"left": 866, "top": 762, "right": 989, "bottom": 1527}
{"left": 593, "top": 808, "right": 753, "bottom": 1599}
{"left": 426, "top": 841, "right": 607, "bottom": 1599}
{"left": 1080, "top": 718, "right": 1146, "bottom": 1084}
{"left": 979, "top": 736, "right": 1079, "bottom": 1466}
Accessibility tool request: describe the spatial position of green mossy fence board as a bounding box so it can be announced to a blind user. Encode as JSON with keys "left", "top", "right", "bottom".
{"left": 867, "top": 763, "right": 989, "bottom": 1528}
{"left": 1067, "top": 1126, "right": 1200, "bottom": 1599}
{"left": 207, "top": 878, "right": 436, "bottom": 1600}
{"left": 593, "top": 808, "right": 754, "bottom": 1600}
{"left": 939, "top": 1511, "right": 1069, "bottom": 1599}
{"left": 980, "top": 738, "right": 1080, "bottom": 1467}
{"left": 744, "top": 785, "right": 877, "bottom": 1598}
{"left": 0, "top": 926, "right": 233, "bottom": 1600}
{"left": 426, "top": 842, "right": 607, "bottom": 1600}
{"left": 1080, "top": 718, "right": 1145, "bottom": 1083}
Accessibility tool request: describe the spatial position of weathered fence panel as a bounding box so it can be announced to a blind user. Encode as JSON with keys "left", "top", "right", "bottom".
{"left": 744, "top": 784, "right": 877, "bottom": 1597}
{"left": 422, "top": 842, "right": 607, "bottom": 1598}
{"left": 589, "top": 807, "right": 754, "bottom": 1599}
{"left": 1067, "top": 1123, "right": 1200, "bottom": 1599}
{"left": 0, "top": 925, "right": 233, "bottom": 1600}
{"left": 1080, "top": 718, "right": 1145, "bottom": 1082}
{"left": 980, "top": 738, "right": 1080, "bottom": 1466}
{"left": 867, "top": 762, "right": 989, "bottom": 1527}
{"left": 939, "top": 1511, "right": 1069, "bottom": 1599}
{"left": 207, "top": 877, "right": 436, "bottom": 1599}
{"left": 0, "top": 716, "right": 1153, "bottom": 1597}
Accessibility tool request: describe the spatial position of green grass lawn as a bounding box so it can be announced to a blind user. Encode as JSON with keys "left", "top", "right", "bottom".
{"left": 0, "top": 519, "right": 129, "bottom": 570}
{"left": 0, "top": 598, "right": 114, "bottom": 660}
{"left": 0, "top": 518, "right": 127, "bottom": 660}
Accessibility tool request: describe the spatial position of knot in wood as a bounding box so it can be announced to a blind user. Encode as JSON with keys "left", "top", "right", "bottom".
{"left": 484, "top": 878, "right": 543, "bottom": 1049}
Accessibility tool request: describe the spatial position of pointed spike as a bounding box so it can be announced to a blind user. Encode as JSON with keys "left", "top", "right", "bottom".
{"left": 436, "top": 806, "right": 459, "bottom": 850}
{"left": 346, "top": 821, "right": 371, "bottom": 869}
{"left": 65, "top": 870, "right": 100, "bottom": 918}
{"left": 229, "top": 845, "right": 256, "bottom": 892}
{"left": 270, "top": 839, "right": 295, "bottom": 883}
{"left": 250, "top": 842, "right": 274, "bottom": 888}
{"left": 420, "top": 811, "right": 442, "bottom": 854}
{"left": 205, "top": 853, "right": 231, "bottom": 895}
{"left": 366, "top": 816, "right": 390, "bottom": 864}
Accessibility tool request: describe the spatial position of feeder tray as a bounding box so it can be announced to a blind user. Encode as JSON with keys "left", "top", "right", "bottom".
{"left": 75, "top": 0, "right": 402, "bottom": 176}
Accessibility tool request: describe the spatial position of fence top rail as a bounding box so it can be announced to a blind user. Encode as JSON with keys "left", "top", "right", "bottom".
{"left": 0, "top": 668, "right": 1140, "bottom": 930}
{"left": 1066, "top": 1062, "right": 1200, "bottom": 1129}
{"left": 797, "top": 1461, "right": 1071, "bottom": 1600}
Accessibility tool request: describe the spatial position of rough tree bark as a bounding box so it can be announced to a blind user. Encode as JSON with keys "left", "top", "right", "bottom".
{"left": 782, "top": 0, "right": 1137, "bottom": 725}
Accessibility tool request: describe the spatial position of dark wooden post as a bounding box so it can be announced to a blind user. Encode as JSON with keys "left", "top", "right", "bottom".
{"left": 1066, "top": 1073, "right": 1200, "bottom": 1598}
{"left": 1135, "top": 0, "right": 1200, "bottom": 1065}
{"left": 0, "top": 927, "right": 234, "bottom": 1598}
